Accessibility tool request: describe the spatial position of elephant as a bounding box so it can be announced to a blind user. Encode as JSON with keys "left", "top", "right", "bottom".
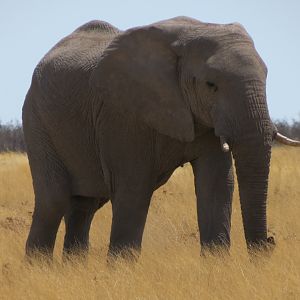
{"left": 22, "top": 16, "right": 300, "bottom": 259}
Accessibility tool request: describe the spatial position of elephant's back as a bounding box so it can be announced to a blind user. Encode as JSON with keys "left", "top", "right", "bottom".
{"left": 33, "top": 20, "right": 121, "bottom": 95}
{"left": 44, "top": 20, "right": 120, "bottom": 61}
{"left": 27, "top": 20, "right": 121, "bottom": 130}
{"left": 42, "top": 20, "right": 121, "bottom": 69}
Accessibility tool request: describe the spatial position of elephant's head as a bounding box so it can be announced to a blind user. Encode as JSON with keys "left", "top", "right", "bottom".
{"left": 91, "top": 17, "right": 299, "bottom": 249}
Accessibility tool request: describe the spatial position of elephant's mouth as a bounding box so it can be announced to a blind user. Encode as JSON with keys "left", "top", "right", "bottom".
{"left": 218, "top": 132, "right": 300, "bottom": 153}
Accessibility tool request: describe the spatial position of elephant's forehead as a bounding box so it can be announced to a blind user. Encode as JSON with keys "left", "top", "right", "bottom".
{"left": 206, "top": 47, "right": 267, "bottom": 79}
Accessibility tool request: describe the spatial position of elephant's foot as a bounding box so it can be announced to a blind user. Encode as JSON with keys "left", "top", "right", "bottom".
{"left": 25, "top": 246, "right": 55, "bottom": 266}
{"left": 247, "top": 236, "right": 276, "bottom": 260}
{"left": 199, "top": 227, "right": 232, "bottom": 257}
{"left": 62, "top": 243, "right": 89, "bottom": 262}
{"left": 106, "top": 244, "right": 141, "bottom": 268}
{"left": 62, "top": 248, "right": 89, "bottom": 266}
{"left": 200, "top": 238, "right": 231, "bottom": 257}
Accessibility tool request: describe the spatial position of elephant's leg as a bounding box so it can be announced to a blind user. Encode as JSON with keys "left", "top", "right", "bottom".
{"left": 108, "top": 186, "right": 152, "bottom": 260}
{"left": 63, "top": 196, "right": 108, "bottom": 256}
{"left": 25, "top": 125, "right": 70, "bottom": 258}
{"left": 26, "top": 184, "right": 70, "bottom": 257}
{"left": 191, "top": 133, "right": 234, "bottom": 251}
{"left": 99, "top": 114, "right": 155, "bottom": 260}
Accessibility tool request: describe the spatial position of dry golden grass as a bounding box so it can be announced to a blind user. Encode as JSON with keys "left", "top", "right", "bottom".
{"left": 0, "top": 148, "right": 299, "bottom": 299}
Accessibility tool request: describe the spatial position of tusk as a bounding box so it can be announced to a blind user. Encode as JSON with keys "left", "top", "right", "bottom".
{"left": 220, "top": 136, "right": 230, "bottom": 152}
{"left": 222, "top": 143, "right": 230, "bottom": 152}
{"left": 275, "top": 132, "right": 300, "bottom": 147}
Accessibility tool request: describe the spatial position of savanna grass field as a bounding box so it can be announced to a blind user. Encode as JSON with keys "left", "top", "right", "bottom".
{"left": 0, "top": 147, "right": 299, "bottom": 299}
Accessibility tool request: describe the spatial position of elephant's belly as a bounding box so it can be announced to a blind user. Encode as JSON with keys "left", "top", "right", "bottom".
{"left": 71, "top": 176, "right": 109, "bottom": 198}
{"left": 155, "top": 168, "right": 178, "bottom": 189}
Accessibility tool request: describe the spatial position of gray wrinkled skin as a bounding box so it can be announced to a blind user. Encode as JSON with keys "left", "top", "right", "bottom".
{"left": 23, "top": 17, "right": 275, "bottom": 258}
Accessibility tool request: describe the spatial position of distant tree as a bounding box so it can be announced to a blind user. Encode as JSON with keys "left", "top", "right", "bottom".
{"left": 0, "top": 115, "right": 299, "bottom": 153}
{"left": 290, "top": 117, "right": 300, "bottom": 139}
{"left": 0, "top": 121, "right": 26, "bottom": 152}
{"left": 273, "top": 115, "right": 300, "bottom": 140}
{"left": 273, "top": 119, "right": 291, "bottom": 137}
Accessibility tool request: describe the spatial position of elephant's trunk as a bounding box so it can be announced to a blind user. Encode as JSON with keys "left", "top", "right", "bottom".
{"left": 233, "top": 140, "right": 271, "bottom": 247}
{"left": 233, "top": 129, "right": 299, "bottom": 247}
{"left": 231, "top": 82, "right": 273, "bottom": 249}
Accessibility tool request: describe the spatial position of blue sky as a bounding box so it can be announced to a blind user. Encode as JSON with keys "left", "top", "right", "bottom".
{"left": 1, "top": 0, "right": 299, "bottom": 123}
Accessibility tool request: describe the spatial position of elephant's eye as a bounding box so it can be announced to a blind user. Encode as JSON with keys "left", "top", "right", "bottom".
{"left": 206, "top": 81, "right": 218, "bottom": 92}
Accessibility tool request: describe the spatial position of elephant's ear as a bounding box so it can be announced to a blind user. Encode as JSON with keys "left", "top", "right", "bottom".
{"left": 90, "top": 26, "right": 195, "bottom": 142}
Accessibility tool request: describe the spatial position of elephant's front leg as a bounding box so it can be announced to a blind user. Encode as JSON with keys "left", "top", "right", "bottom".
{"left": 108, "top": 184, "right": 152, "bottom": 260}
{"left": 100, "top": 113, "right": 155, "bottom": 260}
{"left": 191, "top": 134, "right": 234, "bottom": 251}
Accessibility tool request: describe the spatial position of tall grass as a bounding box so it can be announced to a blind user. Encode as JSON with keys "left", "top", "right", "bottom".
{"left": 0, "top": 148, "right": 299, "bottom": 299}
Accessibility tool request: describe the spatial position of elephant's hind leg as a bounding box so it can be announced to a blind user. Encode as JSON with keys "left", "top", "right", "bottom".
{"left": 24, "top": 120, "right": 70, "bottom": 258}
{"left": 26, "top": 186, "right": 70, "bottom": 257}
{"left": 63, "top": 196, "right": 108, "bottom": 256}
